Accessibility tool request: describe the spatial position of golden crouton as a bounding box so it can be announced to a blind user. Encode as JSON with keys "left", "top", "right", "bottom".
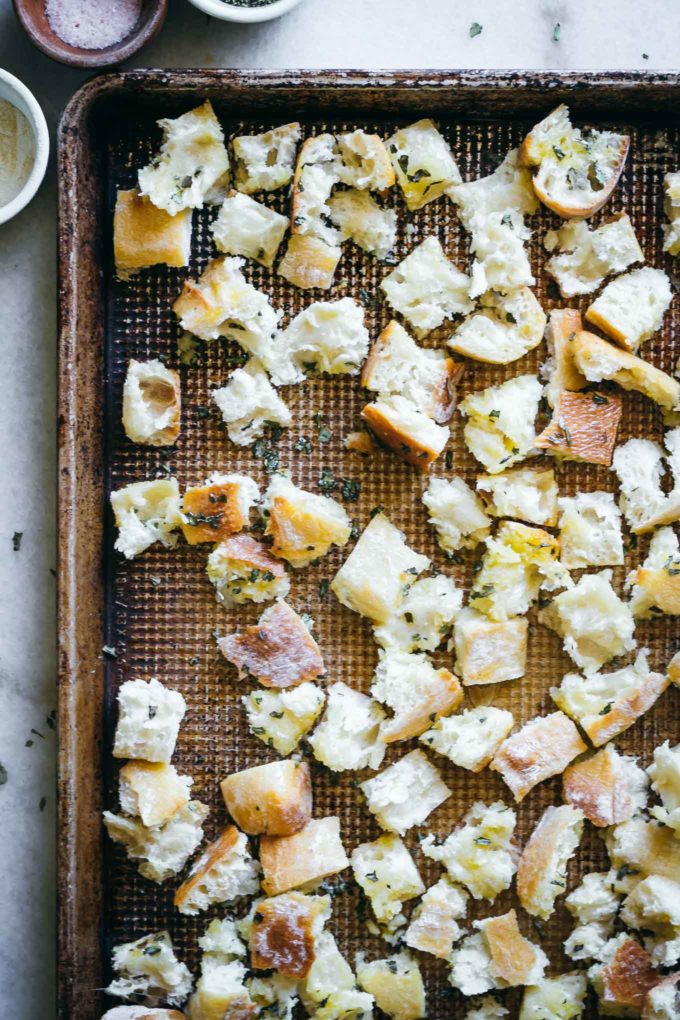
{"left": 278, "top": 234, "right": 341, "bottom": 291}
{"left": 220, "top": 760, "right": 312, "bottom": 837}
{"left": 251, "top": 892, "right": 327, "bottom": 978}
{"left": 484, "top": 910, "right": 544, "bottom": 987}
{"left": 218, "top": 600, "right": 324, "bottom": 688}
{"left": 114, "top": 188, "right": 192, "bottom": 277}
{"left": 181, "top": 477, "right": 257, "bottom": 544}
{"left": 596, "top": 937, "right": 658, "bottom": 1016}
{"left": 535, "top": 389, "right": 622, "bottom": 466}
{"left": 490, "top": 712, "right": 586, "bottom": 802}
{"left": 119, "top": 761, "right": 190, "bottom": 828}
{"left": 563, "top": 744, "right": 643, "bottom": 828}
{"left": 259, "top": 817, "right": 349, "bottom": 896}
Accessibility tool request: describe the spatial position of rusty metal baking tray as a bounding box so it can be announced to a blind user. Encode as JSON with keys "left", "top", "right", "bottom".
{"left": 58, "top": 70, "right": 680, "bottom": 1020}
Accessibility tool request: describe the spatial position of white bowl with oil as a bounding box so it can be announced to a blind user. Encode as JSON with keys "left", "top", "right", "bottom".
{"left": 0, "top": 69, "right": 49, "bottom": 225}
{"left": 186, "top": 0, "right": 305, "bottom": 24}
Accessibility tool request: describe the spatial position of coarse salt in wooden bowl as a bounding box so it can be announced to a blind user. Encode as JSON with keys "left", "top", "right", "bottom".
{"left": 12, "top": 0, "right": 168, "bottom": 69}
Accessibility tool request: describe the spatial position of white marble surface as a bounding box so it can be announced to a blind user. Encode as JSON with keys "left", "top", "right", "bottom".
{"left": 0, "top": 0, "right": 678, "bottom": 1015}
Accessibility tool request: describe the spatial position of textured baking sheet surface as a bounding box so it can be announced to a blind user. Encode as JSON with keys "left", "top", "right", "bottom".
{"left": 102, "top": 102, "right": 680, "bottom": 1016}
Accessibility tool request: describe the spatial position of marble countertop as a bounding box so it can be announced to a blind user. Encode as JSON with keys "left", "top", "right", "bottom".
{"left": 0, "top": 0, "right": 678, "bottom": 1015}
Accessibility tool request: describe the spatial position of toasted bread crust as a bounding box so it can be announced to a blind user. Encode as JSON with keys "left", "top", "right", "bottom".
{"left": 218, "top": 600, "right": 324, "bottom": 688}
{"left": 361, "top": 402, "right": 444, "bottom": 470}
{"left": 181, "top": 481, "right": 252, "bottom": 544}
{"left": 266, "top": 494, "right": 349, "bottom": 568}
{"left": 174, "top": 825, "right": 240, "bottom": 911}
{"left": 634, "top": 568, "right": 680, "bottom": 615}
{"left": 563, "top": 747, "right": 635, "bottom": 827}
{"left": 572, "top": 331, "right": 680, "bottom": 412}
{"left": 380, "top": 669, "right": 463, "bottom": 743}
{"left": 599, "top": 938, "right": 658, "bottom": 1014}
{"left": 490, "top": 712, "right": 586, "bottom": 802}
{"left": 278, "top": 234, "right": 340, "bottom": 290}
{"left": 517, "top": 805, "right": 581, "bottom": 916}
{"left": 259, "top": 817, "right": 349, "bottom": 896}
{"left": 220, "top": 760, "right": 312, "bottom": 836}
{"left": 484, "top": 910, "right": 539, "bottom": 986}
{"left": 642, "top": 972, "right": 680, "bottom": 1020}
{"left": 114, "top": 189, "right": 191, "bottom": 274}
{"left": 119, "top": 761, "right": 189, "bottom": 828}
{"left": 585, "top": 669, "right": 669, "bottom": 747}
{"left": 535, "top": 389, "right": 622, "bottom": 466}
{"left": 251, "top": 892, "right": 322, "bottom": 977}
{"left": 217, "top": 535, "right": 286, "bottom": 577}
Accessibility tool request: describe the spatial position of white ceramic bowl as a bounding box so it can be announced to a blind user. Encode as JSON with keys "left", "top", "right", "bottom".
{"left": 0, "top": 69, "right": 49, "bottom": 226}
{"left": 186, "top": 0, "right": 305, "bottom": 23}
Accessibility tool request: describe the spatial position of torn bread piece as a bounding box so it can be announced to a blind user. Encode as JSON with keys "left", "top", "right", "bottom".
{"left": 614, "top": 430, "right": 680, "bottom": 533}
{"left": 262, "top": 473, "right": 351, "bottom": 568}
{"left": 447, "top": 288, "right": 546, "bottom": 365}
{"left": 519, "top": 973, "right": 588, "bottom": 1020}
{"left": 111, "top": 477, "right": 182, "bottom": 560}
{"left": 535, "top": 389, "right": 622, "bottom": 466}
{"left": 380, "top": 237, "right": 473, "bottom": 335}
{"left": 359, "top": 749, "right": 450, "bottom": 835}
{"left": 260, "top": 816, "right": 349, "bottom": 896}
{"left": 114, "top": 189, "right": 192, "bottom": 278}
{"left": 588, "top": 934, "right": 658, "bottom": 1017}
{"left": 517, "top": 805, "right": 584, "bottom": 919}
{"left": 643, "top": 972, "right": 680, "bottom": 1020}
{"left": 462, "top": 999, "right": 509, "bottom": 1020}
{"left": 212, "top": 359, "right": 292, "bottom": 448}
{"left": 174, "top": 825, "right": 259, "bottom": 915}
{"left": 421, "top": 801, "right": 517, "bottom": 901}
{"left": 207, "top": 534, "right": 289, "bottom": 609}
{"left": 362, "top": 393, "right": 450, "bottom": 470}
{"left": 299, "top": 931, "right": 374, "bottom": 1020}
{"left": 138, "top": 100, "right": 229, "bottom": 214}
{"left": 572, "top": 330, "right": 680, "bottom": 412}
{"left": 387, "top": 119, "right": 461, "bottom": 210}
{"left": 307, "top": 681, "right": 386, "bottom": 772}
{"left": 622, "top": 875, "right": 680, "bottom": 967}
{"left": 242, "top": 683, "right": 325, "bottom": 756}
{"left": 648, "top": 741, "right": 680, "bottom": 835}
{"left": 123, "top": 359, "right": 181, "bottom": 447}
{"left": 173, "top": 256, "right": 280, "bottom": 355}
{"left": 187, "top": 918, "right": 256, "bottom": 1020}
{"left": 328, "top": 189, "right": 397, "bottom": 259}
{"left": 219, "top": 600, "right": 324, "bottom": 688}
{"left": 585, "top": 267, "right": 673, "bottom": 354}
{"left": 628, "top": 527, "right": 680, "bottom": 618}
{"left": 449, "top": 910, "right": 548, "bottom": 995}
{"left": 564, "top": 872, "right": 621, "bottom": 962}
{"left": 220, "top": 760, "right": 312, "bottom": 836}
{"left": 558, "top": 491, "right": 624, "bottom": 568}
{"left": 370, "top": 648, "right": 463, "bottom": 742}
{"left": 232, "top": 122, "right": 301, "bottom": 194}
{"left": 452, "top": 608, "right": 528, "bottom": 686}
{"left": 519, "top": 103, "right": 629, "bottom": 218}
{"left": 270, "top": 296, "right": 370, "bottom": 386}
{"left": 277, "top": 233, "right": 341, "bottom": 291}
{"left": 290, "top": 133, "right": 341, "bottom": 247}
{"left": 356, "top": 952, "right": 425, "bottom": 1020}
{"left": 542, "top": 307, "right": 587, "bottom": 410}
{"left": 421, "top": 706, "right": 514, "bottom": 771}
{"left": 539, "top": 569, "right": 636, "bottom": 674}
{"left": 373, "top": 573, "right": 462, "bottom": 654}
{"left": 118, "top": 760, "right": 191, "bottom": 828}
{"left": 331, "top": 512, "right": 430, "bottom": 624}
{"left": 361, "top": 320, "right": 460, "bottom": 424}
{"left": 663, "top": 171, "right": 680, "bottom": 256}
{"left": 100, "top": 1009, "right": 187, "bottom": 1020}
{"left": 351, "top": 833, "right": 425, "bottom": 931}
{"left": 551, "top": 650, "right": 669, "bottom": 747}
{"left": 250, "top": 891, "right": 330, "bottom": 978}
{"left": 563, "top": 743, "right": 648, "bottom": 828}
{"left": 404, "top": 877, "right": 468, "bottom": 959}
{"left": 211, "top": 191, "right": 289, "bottom": 268}
{"left": 490, "top": 712, "right": 586, "bottom": 803}
{"left": 477, "top": 467, "right": 558, "bottom": 527}
{"left": 606, "top": 817, "right": 680, "bottom": 894}
{"left": 336, "top": 129, "right": 395, "bottom": 191}
{"left": 105, "top": 931, "right": 193, "bottom": 1006}
{"left": 545, "top": 213, "right": 643, "bottom": 298}
{"left": 459, "top": 373, "right": 543, "bottom": 474}
{"left": 104, "top": 800, "right": 209, "bottom": 884}
{"left": 451, "top": 146, "right": 539, "bottom": 225}
{"left": 422, "top": 476, "right": 491, "bottom": 554}
{"left": 113, "top": 678, "right": 186, "bottom": 763}
{"left": 181, "top": 472, "right": 259, "bottom": 545}
{"left": 247, "top": 973, "right": 298, "bottom": 1020}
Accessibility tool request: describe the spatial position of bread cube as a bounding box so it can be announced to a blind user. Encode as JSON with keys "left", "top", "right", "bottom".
{"left": 564, "top": 872, "right": 620, "bottom": 962}
{"left": 380, "top": 237, "right": 472, "bottom": 335}
{"left": 371, "top": 648, "right": 463, "bottom": 742}
{"left": 648, "top": 741, "right": 680, "bottom": 834}
{"left": 114, "top": 189, "right": 192, "bottom": 278}
{"left": 606, "top": 817, "right": 680, "bottom": 893}
{"left": 448, "top": 931, "right": 496, "bottom": 996}
{"left": 219, "top": 599, "right": 324, "bottom": 688}
{"left": 542, "top": 307, "right": 586, "bottom": 410}
{"left": 308, "top": 681, "right": 386, "bottom": 772}
{"left": 328, "top": 188, "right": 397, "bottom": 259}
{"left": 631, "top": 557, "right": 680, "bottom": 617}
{"left": 450, "top": 910, "right": 548, "bottom": 995}
{"left": 421, "top": 706, "right": 514, "bottom": 771}
{"left": 174, "top": 825, "right": 259, "bottom": 915}
{"left": 545, "top": 213, "right": 643, "bottom": 298}
{"left": 212, "top": 191, "right": 289, "bottom": 267}
{"left": 588, "top": 934, "right": 658, "bottom": 1017}
{"left": 101, "top": 1009, "right": 187, "bottom": 1020}
{"left": 622, "top": 875, "right": 680, "bottom": 966}
{"left": 517, "top": 805, "right": 584, "bottom": 919}
{"left": 459, "top": 373, "right": 543, "bottom": 474}
{"left": 614, "top": 431, "right": 680, "bottom": 533}
{"left": 118, "top": 760, "right": 191, "bottom": 827}
{"left": 259, "top": 816, "right": 350, "bottom": 896}
{"left": 106, "top": 930, "right": 193, "bottom": 1006}
{"left": 247, "top": 973, "right": 298, "bottom": 1020}
{"left": 299, "top": 931, "right": 374, "bottom": 1020}
{"left": 373, "top": 573, "right": 462, "bottom": 653}
{"left": 173, "top": 256, "right": 281, "bottom": 355}
{"left": 138, "top": 100, "right": 230, "bottom": 214}
{"left": 290, "top": 134, "right": 341, "bottom": 246}
{"left": 360, "top": 749, "right": 450, "bottom": 834}
{"left": 242, "top": 683, "right": 325, "bottom": 755}
{"left": 421, "top": 800, "right": 517, "bottom": 901}
{"left": 262, "top": 473, "right": 351, "bottom": 568}
{"left": 423, "top": 476, "right": 491, "bottom": 554}
{"left": 220, "top": 760, "right": 311, "bottom": 837}
{"left": 572, "top": 330, "right": 680, "bottom": 412}
{"left": 122, "top": 359, "right": 181, "bottom": 447}
{"left": 277, "top": 233, "right": 341, "bottom": 291}
{"left": 535, "top": 389, "right": 622, "bottom": 466}
{"left": 453, "top": 608, "right": 528, "bottom": 686}
{"left": 404, "top": 877, "right": 468, "bottom": 959}
{"left": 490, "top": 712, "right": 586, "bottom": 802}
{"left": 362, "top": 394, "right": 450, "bottom": 470}
{"left": 113, "top": 677, "right": 186, "bottom": 763}
{"left": 448, "top": 288, "right": 546, "bottom": 365}
{"left": 387, "top": 119, "right": 461, "bottom": 210}
{"left": 563, "top": 743, "right": 648, "bottom": 827}
{"left": 519, "top": 103, "right": 629, "bottom": 218}
{"left": 558, "top": 490, "right": 624, "bottom": 568}
{"left": 270, "top": 297, "right": 370, "bottom": 386}
{"left": 519, "top": 973, "right": 587, "bottom": 1020}
{"left": 111, "top": 477, "right": 182, "bottom": 559}
{"left": 331, "top": 512, "right": 430, "bottom": 624}
{"left": 232, "top": 122, "right": 301, "bottom": 194}
{"left": 104, "top": 800, "right": 209, "bottom": 883}
{"left": 451, "top": 147, "right": 538, "bottom": 228}
{"left": 188, "top": 958, "right": 255, "bottom": 1020}
{"left": 337, "top": 129, "right": 395, "bottom": 191}
{"left": 212, "top": 359, "right": 292, "bottom": 447}
{"left": 586, "top": 267, "right": 673, "bottom": 353}
{"left": 181, "top": 472, "right": 259, "bottom": 545}
{"left": 663, "top": 171, "right": 680, "bottom": 256}
{"left": 207, "top": 534, "right": 290, "bottom": 609}
{"left": 550, "top": 651, "right": 669, "bottom": 747}
{"left": 628, "top": 527, "right": 680, "bottom": 617}
{"left": 643, "top": 972, "right": 680, "bottom": 1020}
{"left": 356, "top": 952, "right": 425, "bottom": 1020}
{"left": 539, "top": 570, "right": 636, "bottom": 674}
{"left": 351, "top": 833, "right": 425, "bottom": 929}
{"left": 198, "top": 916, "right": 247, "bottom": 962}
{"left": 361, "top": 320, "right": 460, "bottom": 424}
{"left": 250, "top": 891, "right": 330, "bottom": 977}
{"left": 477, "top": 467, "right": 558, "bottom": 527}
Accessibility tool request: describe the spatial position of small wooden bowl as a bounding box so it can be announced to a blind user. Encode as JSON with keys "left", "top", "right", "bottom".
{"left": 12, "top": 0, "right": 168, "bottom": 69}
